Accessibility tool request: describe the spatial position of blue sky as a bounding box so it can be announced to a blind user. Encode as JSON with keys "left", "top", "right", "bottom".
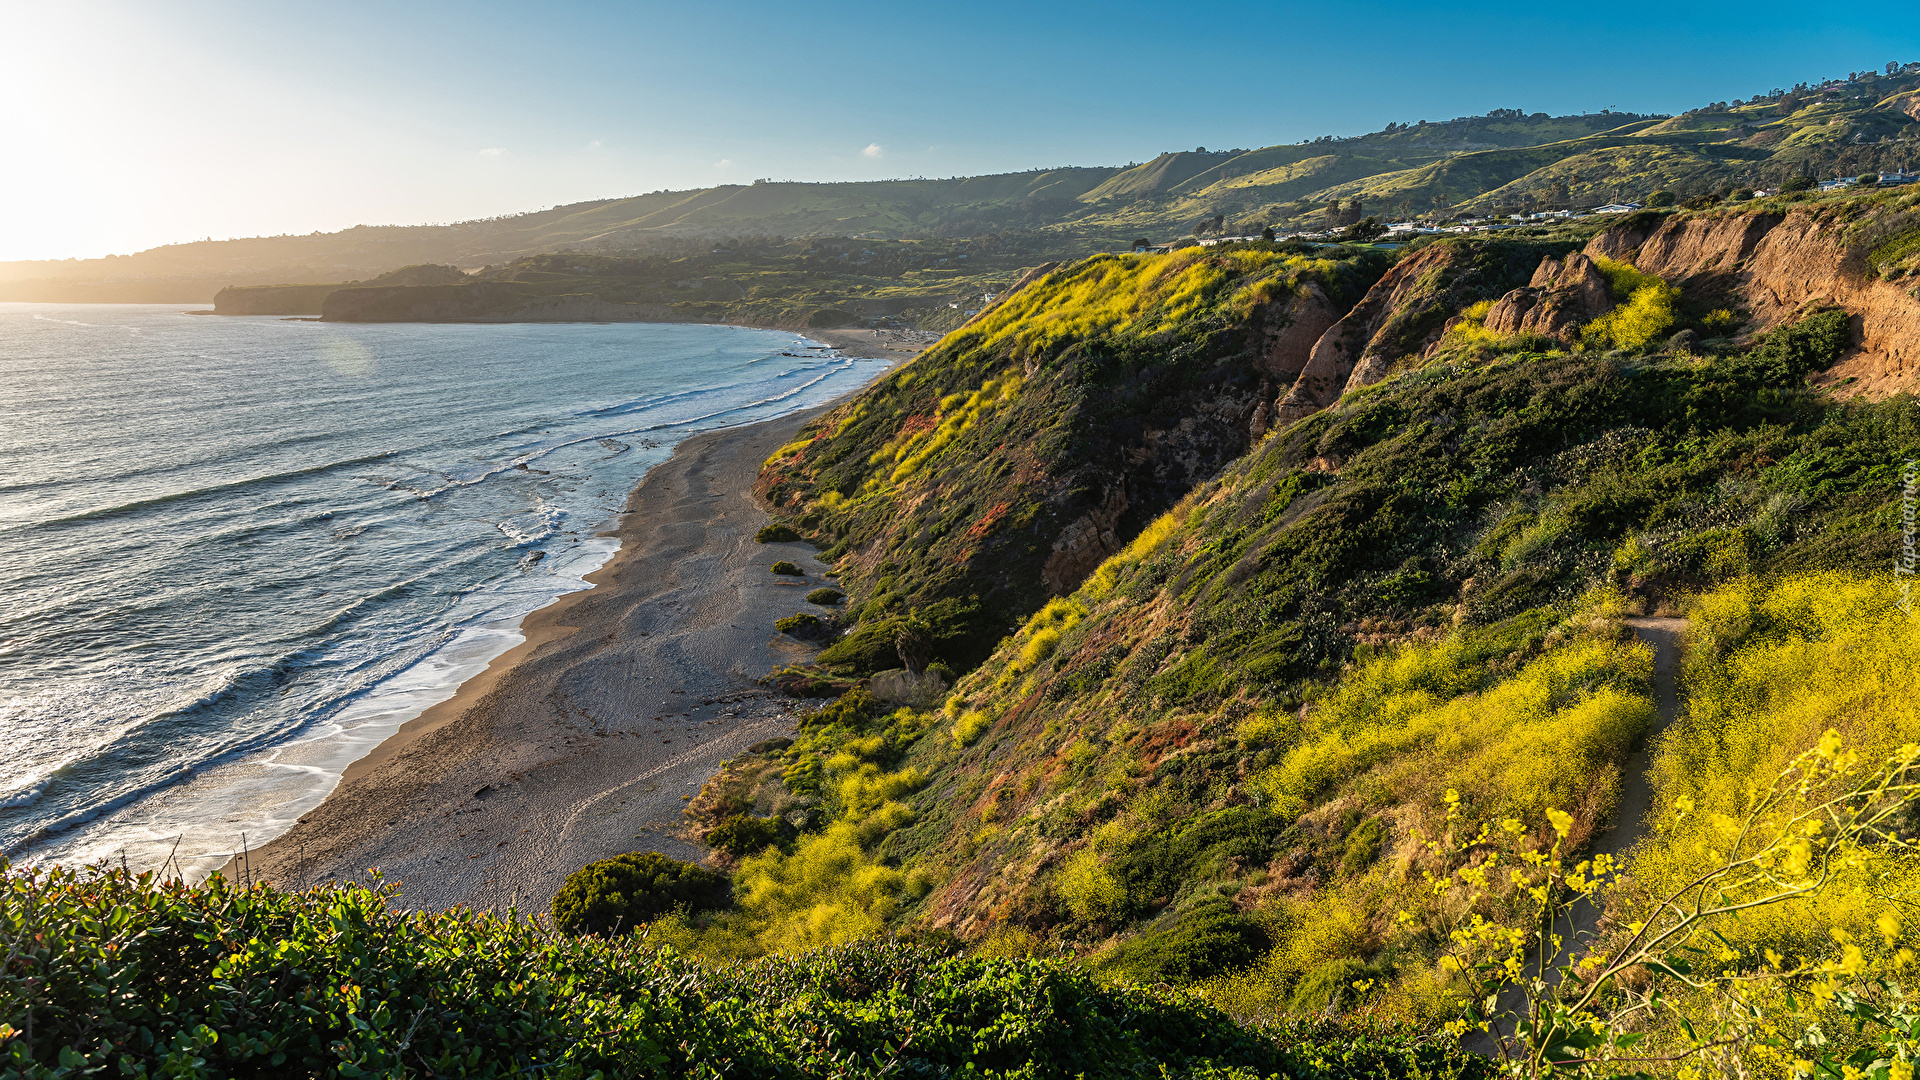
{"left": 4, "top": 0, "right": 1917, "bottom": 260}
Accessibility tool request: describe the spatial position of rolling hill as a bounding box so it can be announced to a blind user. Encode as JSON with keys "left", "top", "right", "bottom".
{"left": 7, "top": 61, "right": 1920, "bottom": 313}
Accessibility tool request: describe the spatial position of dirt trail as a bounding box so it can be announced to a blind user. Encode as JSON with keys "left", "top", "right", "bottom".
{"left": 1564, "top": 617, "right": 1689, "bottom": 951}
{"left": 1465, "top": 616, "right": 1688, "bottom": 1058}
{"left": 1595, "top": 617, "right": 1689, "bottom": 864}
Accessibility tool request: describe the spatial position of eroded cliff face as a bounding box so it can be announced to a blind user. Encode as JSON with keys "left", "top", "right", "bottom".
{"left": 1273, "top": 239, "right": 1572, "bottom": 420}
{"left": 1251, "top": 281, "right": 1340, "bottom": 382}
{"left": 1586, "top": 208, "right": 1920, "bottom": 398}
{"left": 1481, "top": 253, "right": 1615, "bottom": 340}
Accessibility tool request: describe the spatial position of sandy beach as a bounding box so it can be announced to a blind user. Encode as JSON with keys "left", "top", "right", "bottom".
{"left": 238, "top": 330, "right": 924, "bottom": 911}
{"left": 793, "top": 325, "right": 937, "bottom": 361}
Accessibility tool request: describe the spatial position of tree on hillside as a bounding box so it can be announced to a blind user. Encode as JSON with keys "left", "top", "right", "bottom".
{"left": 1340, "top": 216, "right": 1388, "bottom": 242}
{"left": 1647, "top": 190, "right": 1677, "bottom": 207}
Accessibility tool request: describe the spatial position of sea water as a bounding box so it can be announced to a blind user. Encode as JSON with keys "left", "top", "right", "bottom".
{"left": 0, "top": 305, "right": 888, "bottom": 877}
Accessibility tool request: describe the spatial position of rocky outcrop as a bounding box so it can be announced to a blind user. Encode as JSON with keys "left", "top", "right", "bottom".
{"left": 1585, "top": 208, "right": 1920, "bottom": 398}
{"left": 1274, "top": 242, "right": 1546, "bottom": 419}
{"left": 1274, "top": 246, "right": 1447, "bottom": 419}
{"left": 321, "top": 283, "right": 675, "bottom": 323}
{"left": 1251, "top": 281, "right": 1339, "bottom": 381}
{"left": 1041, "top": 484, "right": 1128, "bottom": 595}
{"left": 215, "top": 266, "right": 472, "bottom": 315}
{"left": 1480, "top": 253, "right": 1615, "bottom": 341}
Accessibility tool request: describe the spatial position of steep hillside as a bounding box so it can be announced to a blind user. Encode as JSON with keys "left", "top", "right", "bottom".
{"left": 751, "top": 245, "right": 1390, "bottom": 674}
{"left": 751, "top": 188, "right": 1920, "bottom": 685}
{"left": 674, "top": 196, "right": 1920, "bottom": 1058}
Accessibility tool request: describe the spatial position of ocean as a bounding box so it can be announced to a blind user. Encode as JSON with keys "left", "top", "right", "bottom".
{"left": 0, "top": 304, "right": 886, "bottom": 878}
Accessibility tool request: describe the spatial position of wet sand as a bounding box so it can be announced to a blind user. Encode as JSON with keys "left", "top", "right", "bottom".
{"left": 236, "top": 407, "right": 843, "bottom": 912}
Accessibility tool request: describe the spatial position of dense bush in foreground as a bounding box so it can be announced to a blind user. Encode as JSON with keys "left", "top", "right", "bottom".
{"left": 0, "top": 863, "right": 1491, "bottom": 1078}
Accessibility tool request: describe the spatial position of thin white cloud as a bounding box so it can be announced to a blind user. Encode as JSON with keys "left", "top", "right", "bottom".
{"left": 478, "top": 147, "right": 506, "bottom": 157}
{"left": 862, "top": 143, "right": 883, "bottom": 158}
{"left": 713, "top": 158, "right": 733, "bottom": 169}
{"left": 586, "top": 139, "right": 603, "bottom": 149}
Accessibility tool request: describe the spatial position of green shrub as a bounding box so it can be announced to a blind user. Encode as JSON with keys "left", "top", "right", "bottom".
{"left": 1339, "top": 817, "right": 1387, "bottom": 876}
{"left": 1100, "top": 900, "right": 1274, "bottom": 984}
{"left": 1110, "top": 808, "right": 1287, "bottom": 921}
{"left": 797, "top": 687, "right": 880, "bottom": 731}
{"left": 807, "top": 587, "right": 845, "bottom": 605}
{"left": 771, "top": 560, "right": 805, "bottom": 576}
{"left": 1646, "top": 189, "right": 1676, "bottom": 207}
{"left": 807, "top": 308, "right": 858, "bottom": 328}
{"left": 1722, "top": 308, "right": 1851, "bottom": 385}
{"left": 707, "top": 813, "right": 790, "bottom": 857}
{"left": 1288, "top": 957, "right": 1384, "bottom": 1014}
{"left": 817, "top": 618, "right": 907, "bottom": 672}
{"left": 816, "top": 598, "right": 998, "bottom": 676}
{"left": 756, "top": 523, "right": 802, "bottom": 543}
{"left": 7, "top": 862, "right": 1501, "bottom": 1078}
{"left": 551, "top": 851, "right": 729, "bottom": 936}
{"left": 775, "top": 612, "right": 821, "bottom": 636}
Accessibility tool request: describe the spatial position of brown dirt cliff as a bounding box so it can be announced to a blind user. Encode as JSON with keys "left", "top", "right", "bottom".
{"left": 1586, "top": 207, "right": 1920, "bottom": 399}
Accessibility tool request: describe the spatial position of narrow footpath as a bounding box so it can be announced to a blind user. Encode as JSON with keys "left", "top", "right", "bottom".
{"left": 1467, "top": 615, "right": 1688, "bottom": 1058}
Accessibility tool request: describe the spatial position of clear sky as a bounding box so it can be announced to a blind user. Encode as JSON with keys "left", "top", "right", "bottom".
{"left": 4, "top": 0, "right": 1917, "bottom": 261}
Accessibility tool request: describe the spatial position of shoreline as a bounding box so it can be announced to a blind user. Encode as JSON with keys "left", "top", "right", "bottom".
{"left": 235, "top": 405, "right": 847, "bottom": 909}
{"left": 232, "top": 328, "right": 927, "bottom": 908}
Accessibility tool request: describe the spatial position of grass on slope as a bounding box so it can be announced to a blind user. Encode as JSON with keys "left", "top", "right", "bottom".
{"left": 724, "top": 301, "right": 1910, "bottom": 987}
{"left": 757, "top": 244, "right": 1389, "bottom": 676}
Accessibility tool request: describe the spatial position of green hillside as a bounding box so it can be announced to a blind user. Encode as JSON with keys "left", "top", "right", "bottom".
{"left": 687, "top": 193, "right": 1920, "bottom": 1068}
{"left": 754, "top": 244, "right": 1390, "bottom": 673}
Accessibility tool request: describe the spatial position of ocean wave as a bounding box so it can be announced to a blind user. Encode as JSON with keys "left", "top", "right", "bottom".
{"left": 496, "top": 505, "right": 565, "bottom": 547}
{"left": 0, "top": 431, "right": 359, "bottom": 502}
{"left": 583, "top": 377, "right": 761, "bottom": 418}
{"left": 301, "top": 574, "right": 432, "bottom": 637}
{"left": 0, "top": 777, "right": 51, "bottom": 811}
{"left": 642, "top": 361, "right": 853, "bottom": 431}
{"left": 0, "top": 634, "right": 446, "bottom": 855}
{"left": 35, "top": 450, "right": 404, "bottom": 528}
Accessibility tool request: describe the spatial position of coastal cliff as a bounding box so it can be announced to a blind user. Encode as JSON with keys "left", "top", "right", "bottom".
{"left": 213, "top": 283, "right": 343, "bottom": 315}
{"left": 1584, "top": 206, "right": 1920, "bottom": 397}
{"left": 707, "top": 193, "right": 1915, "bottom": 966}
{"left": 217, "top": 265, "right": 473, "bottom": 317}
{"left": 753, "top": 246, "right": 1390, "bottom": 672}
{"left": 321, "top": 282, "right": 676, "bottom": 322}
